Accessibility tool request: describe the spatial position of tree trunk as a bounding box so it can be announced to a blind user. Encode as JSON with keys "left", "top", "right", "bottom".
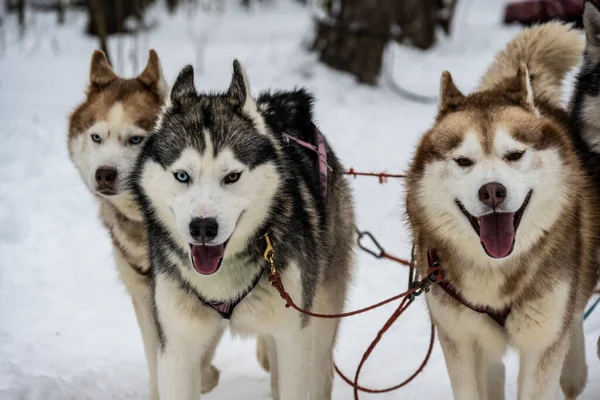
{"left": 395, "top": 0, "right": 438, "bottom": 50}
{"left": 89, "top": 0, "right": 111, "bottom": 65}
{"left": 57, "top": 0, "right": 65, "bottom": 24}
{"left": 86, "top": 0, "right": 154, "bottom": 36}
{"left": 17, "top": 0, "right": 24, "bottom": 35}
{"left": 312, "top": 0, "right": 396, "bottom": 85}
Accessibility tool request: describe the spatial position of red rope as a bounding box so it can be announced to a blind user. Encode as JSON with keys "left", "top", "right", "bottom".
{"left": 268, "top": 263, "right": 439, "bottom": 399}
{"left": 335, "top": 322, "right": 435, "bottom": 394}
{"left": 381, "top": 251, "right": 410, "bottom": 266}
{"left": 344, "top": 168, "right": 406, "bottom": 183}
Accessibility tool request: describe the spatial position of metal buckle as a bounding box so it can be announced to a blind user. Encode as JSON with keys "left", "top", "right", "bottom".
{"left": 356, "top": 229, "right": 384, "bottom": 259}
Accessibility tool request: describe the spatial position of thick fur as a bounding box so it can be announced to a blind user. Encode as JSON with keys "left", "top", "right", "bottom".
{"left": 570, "top": 0, "right": 600, "bottom": 361}
{"left": 406, "top": 23, "right": 599, "bottom": 400}
{"left": 479, "top": 21, "right": 584, "bottom": 107}
{"left": 68, "top": 50, "right": 222, "bottom": 400}
{"left": 131, "top": 61, "right": 355, "bottom": 400}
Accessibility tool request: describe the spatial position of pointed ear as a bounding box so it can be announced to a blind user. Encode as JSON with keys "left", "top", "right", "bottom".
{"left": 227, "top": 60, "right": 256, "bottom": 112}
{"left": 170, "top": 65, "right": 196, "bottom": 108}
{"left": 89, "top": 50, "right": 117, "bottom": 90}
{"left": 584, "top": 0, "right": 600, "bottom": 59}
{"left": 138, "top": 49, "right": 168, "bottom": 99}
{"left": 508, "top": 63, "right": 538, "bottom": 113}
{"left": 439, "top": 71, "right": 465, "bottom": 113}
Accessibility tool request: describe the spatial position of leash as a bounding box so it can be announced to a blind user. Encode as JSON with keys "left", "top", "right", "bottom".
{"left": 263, "top": 231, "right": 440, "bottom": 400}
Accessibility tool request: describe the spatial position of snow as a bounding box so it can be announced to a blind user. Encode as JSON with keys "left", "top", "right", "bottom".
{"left": 0, "top": 0, "right": 599, "bottom": 398}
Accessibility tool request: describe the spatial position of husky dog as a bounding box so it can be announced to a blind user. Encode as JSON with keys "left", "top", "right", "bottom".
{"left": 569, "top": 1, "right": 600, "bottom": 359}
{"left": 406, "top": 22, "right": 599, "bottom": 400}
{"left": 68, "top": 50, "right": 222, "bottom": 399}
{"left": 130, "top": 60, "right": 354, "bottom": 400}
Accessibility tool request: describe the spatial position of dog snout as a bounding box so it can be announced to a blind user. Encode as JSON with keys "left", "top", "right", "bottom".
{"left": 95, "top": 166, "right": 117, "bottom": 184}
{"left": 95, "top": 166, "right": 118, "bottom": 193}
{"left": 189, "top": 217, "right": 219, "bottom": 243}
{"left": 478, "top": 182, "right": 507, "bottom": 208}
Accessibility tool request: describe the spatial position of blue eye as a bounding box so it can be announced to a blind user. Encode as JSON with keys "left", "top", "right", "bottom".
{"left": 129, "top": 136, "right": 143, "bottom": 145}
{"left": 91, "top": 134, "right": 102, "bottom": 143}
{"left": 174, "top": 171, "right": 190, "bottom": 183}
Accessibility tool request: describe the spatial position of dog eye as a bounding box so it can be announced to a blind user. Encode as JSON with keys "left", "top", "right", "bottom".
{"left": 224, "top": 172, "right": 242, "bottom": 184}
{"left": 91, "top": 134, "right": 102, "bottom": 143}
{"left": 454, "top": 157, "right": 474, "bottom": 167}
{"left": 129, "top": 136, "right": 144, "bottom": 145}
{"left": 504, "top": 150, "right": 525, "bottom": 162}
{"left": 174, "top": 171, "right": 190, "bottom": 183}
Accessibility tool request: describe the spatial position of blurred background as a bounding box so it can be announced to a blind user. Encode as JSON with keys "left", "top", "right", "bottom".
{"left": 0, "top": 0, "right": 598, "bottom": 399}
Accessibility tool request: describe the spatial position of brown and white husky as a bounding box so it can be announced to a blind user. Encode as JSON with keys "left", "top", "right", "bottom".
{"left": 406, "top": 22, "right": 599, "bottom": 399}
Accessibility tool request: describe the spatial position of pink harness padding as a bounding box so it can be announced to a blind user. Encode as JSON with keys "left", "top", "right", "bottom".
{"left": 282, "top": 125, "right": 329, "bottom": 201}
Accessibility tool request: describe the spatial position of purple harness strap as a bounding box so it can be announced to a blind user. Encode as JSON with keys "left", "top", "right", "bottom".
{"left": 282, "top": 124, "right": 329, "bottom": 201}
{"left": 200, "top": 270, "right": 263, "bottom": 319}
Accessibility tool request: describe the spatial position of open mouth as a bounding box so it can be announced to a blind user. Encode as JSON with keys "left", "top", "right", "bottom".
{"left": 189, "top": 240, "right": 229, "bottom": 275}
{"left": 456, "top": 190, "right": 532, "bottom": 259}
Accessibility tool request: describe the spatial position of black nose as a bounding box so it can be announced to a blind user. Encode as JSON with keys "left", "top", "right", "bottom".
{"left": 478, "top": 182, "right": 507, "bottom": 208}
{"left": 95, "top": 167, "right": 118, "bottom": 185}
{"left": 189, "top": 218, "right": 219, "bottom": 242}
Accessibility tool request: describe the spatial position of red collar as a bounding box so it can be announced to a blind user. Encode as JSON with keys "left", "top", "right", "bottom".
{"left": 427, "top": 249, "right": 511, "bottom": 327}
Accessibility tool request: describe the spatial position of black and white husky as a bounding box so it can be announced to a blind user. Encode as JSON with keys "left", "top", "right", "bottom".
{"left": 131, "top": 61, "right": 355, "bottom": 399}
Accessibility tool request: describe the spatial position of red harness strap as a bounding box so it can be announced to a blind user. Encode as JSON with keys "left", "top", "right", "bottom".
{"left": 427, "top": 249, "right": 511, "bottom": 327}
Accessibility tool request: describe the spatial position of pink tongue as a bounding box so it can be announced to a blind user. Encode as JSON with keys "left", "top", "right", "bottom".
{"left": 479, "top": 213, "right": 515, "bottom": 258}
{"left": 191, "top": 244, "right": 225, "bottom": 275}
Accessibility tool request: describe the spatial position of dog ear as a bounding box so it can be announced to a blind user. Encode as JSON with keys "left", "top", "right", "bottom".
{"left": 584, "top": 0, "right": 600, "bottom": 60}
{"left": 138, "top": 50, "right": 168, "bottom": 100}
{"left": 439, "top": 71, "right": 465, "bottom": 113}
{"left": 89, "top": 50, "right": 117, "bottom": 91}
{"left": 227, "top": 60, "right": 257, "bottom": 114}
{"left": 507, "top": 63, "right": 538, "bottom": 115}
{"left": 170, "top": 65, "right": 197, "bottom": 108}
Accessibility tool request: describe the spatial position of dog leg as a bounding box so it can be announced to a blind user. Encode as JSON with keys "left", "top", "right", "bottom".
{"left": 131, "top": 292, "right": 160, "bottom": 400}
{"left": 263, "top": 335, "right": 280, "bottom": 400}
{"left": 308, "top": 317, "right": 339, "bottom": 400}
{"left": 560, "top": 316, "right": 587, "bottom": 400}
{"left": 155, "top": 277, "right": 222, "bottom": 400}
{"left": 517, "top": 337, "right": 569, "bottom": 400}
{"left": 200, "top": 322, "right": 225, "bottom": 394}
{"left": 275, "top": 326, "right": 312, "bottom": 400}
{"left": 437, "top": 327, "right": 479, "bottom": 400}
{"left": 475, "top": 346, "right": 505, "bottom": 400}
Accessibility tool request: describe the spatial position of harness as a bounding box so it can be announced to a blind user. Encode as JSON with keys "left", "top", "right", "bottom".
{"left": 426, "top": 249, "right": 511, "bottom": 327}
{"left": 198, "top": 270, "right": 263, "bottom": 319}
{"left": 199, "top": 124, "right": 329, "bottom": 319}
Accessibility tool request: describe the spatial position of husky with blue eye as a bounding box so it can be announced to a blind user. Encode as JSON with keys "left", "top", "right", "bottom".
{"left": 131, "top": 60, "right": 355, "bottom": 400}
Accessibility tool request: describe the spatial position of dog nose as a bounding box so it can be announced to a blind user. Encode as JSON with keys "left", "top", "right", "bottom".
{"left": 95, "top": 167, "right": 118, "bottom": 184}
{"left": 189, "top": 218, "right": 219, "bottom": 242}
{"left": 478, "top": 182, "right": 507, "bottom": 208}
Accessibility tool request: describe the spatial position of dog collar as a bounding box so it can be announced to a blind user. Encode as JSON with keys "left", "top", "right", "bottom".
{"left": 427, "top": 249, "right": 512, "bottom": 327}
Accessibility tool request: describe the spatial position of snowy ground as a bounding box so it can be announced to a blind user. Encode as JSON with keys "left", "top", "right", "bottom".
{"left": 0, "top": 0, "right": 599, "bottom": 399}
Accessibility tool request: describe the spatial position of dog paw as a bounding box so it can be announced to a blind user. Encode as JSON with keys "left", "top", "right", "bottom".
{"left": 201, "top": 364, "right": 220, "bottom": 394}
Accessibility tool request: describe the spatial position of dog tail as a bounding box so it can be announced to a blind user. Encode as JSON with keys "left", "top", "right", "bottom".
{"left": 479, "top": 22, "right": 583, "bottom": 106}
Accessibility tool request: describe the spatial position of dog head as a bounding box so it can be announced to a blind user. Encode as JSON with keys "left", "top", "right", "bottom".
{"left": 135, "top": 61, "right": 280, "bottom": 275}
{"left": 68, "top": 50, "right": 167, "bottom": 200}
{"left": 407, "top": 66, "right": 575, "bottom": 264}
